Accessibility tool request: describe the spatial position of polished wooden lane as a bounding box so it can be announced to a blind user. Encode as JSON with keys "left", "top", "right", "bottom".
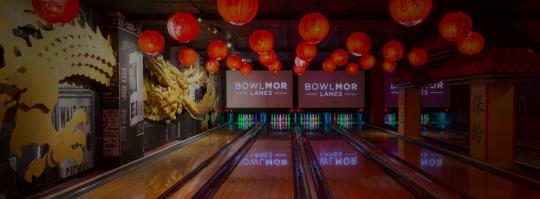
{"left": 212, "top": 128, "right": 294, "bottom": 199}
{"left": 167, "top": 127, "right": 256, "bottom": 198}
{"left": 349, "top": 125, "right": 540, "bottom": 198}
{"left": 306, "top": 127, "right": 415, "bottom": 198}
{"left": 77, "top": 125, "right": 245, "bottom": 199}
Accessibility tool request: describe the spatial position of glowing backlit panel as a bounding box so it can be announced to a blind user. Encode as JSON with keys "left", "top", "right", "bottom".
{"left": 298, "top": 71, "right": 365, "bottom": 108}
{"left": 226, "top": 70, "right": 293, "bottom": 108}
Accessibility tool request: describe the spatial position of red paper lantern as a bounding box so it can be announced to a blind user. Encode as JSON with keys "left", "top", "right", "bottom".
{"left": 258, "top": 50, "right": 277, "bottom": 66}
{"left": 322, "top": 59, "right": 336, "bottom": 73}
{"left": 207, "top": 40, "right": 228, "bottom": 60}
{"left": 267, "top": 61, "right": 282, "bottom": 73}
{"left": 382, "top": 60, "right": 397, "bottom": 73}
{"left": 298, "top": 12, "right": 330, "bottom": 44}
{"left": 217, "top": 0, "right": 258, "bottom": 25}
{"left": 239, "top": 62, "right": 253, "bottom": 76}
{"left": 330, "top": 49, "right": 349, "bottom": 67}
{"left": 457, "top": 31, "right": 484, "bottom": 56}
{"left": 249, "top": 29, "right": 275, "bottom": 54}
{"left": 293, "top": 65, "right": 307, "bottom": 76}
{"left": 383, "top": 40, "right": 404, "bottom": 62}
{"left": 345, "top": 63, "right": 360, "bottom": 75}
{"left": 167, "top": 12, "right": 199, "bottom": 43}
{"left": 226, "top": 54, "right": 242, "bottom": 70}
{"left": 296, "top": 41, "right": 317, "bottom": 61}
{"left": 138, "top": 30, "right": 164, "bottom": 55}
{"left": 408, "top": 48, "right": 428, "bottom": 67}
{"left": 295, "top": 56, "right": 309, "bottom": 68}
{"left": 359, "top": 54, "right": 376, "bottom": 70}
{"left": 346, "top": 32, "right": 372, "bottom": 56}
{"left": 178, "top": 47, "right": 198, "bottom": 66}
{"left": 439, "top": 12, "right": 473, "bottom": 42}
{"left": 32, "top": 0, "right": 79, "bottom": 24}
{"left": 389, "top": 0, "right": 432, "bottom": 26}
{"left": 205, "top": 58, "right": 220, "bottom": 74}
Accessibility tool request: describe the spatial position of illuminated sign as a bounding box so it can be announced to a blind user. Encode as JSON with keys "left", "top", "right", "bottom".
{"left": 385, "top": 81, "right": 450, "bottom": 108}
{"left": 226, "top": 71, "right": 293, "bottom": 108}
{"left": 299, "top": 71, "right": 365, "bottom": 108}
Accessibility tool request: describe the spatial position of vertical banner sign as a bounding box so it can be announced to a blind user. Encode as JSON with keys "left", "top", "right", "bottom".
{"left": 52, "top": 89, "right": 95, "bottom": 178}
{"left": 470, "top": 83, "right": 487, "bottom": 160}
{"left": 102, "top": 13, "right": 144, "bottom": 158}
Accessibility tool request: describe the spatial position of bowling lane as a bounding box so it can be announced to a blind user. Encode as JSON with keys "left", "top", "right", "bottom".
{"left": 212, "top": 127, "right": 294, "bottom": 199}
{"left": 347, "top": 124, "right": 540, "bottom": 198}
{"left": 77, "top": 124, "right": 251, "bottom": 199}
{"left": 305, "top": 126, "right": 416, "bottom": 198}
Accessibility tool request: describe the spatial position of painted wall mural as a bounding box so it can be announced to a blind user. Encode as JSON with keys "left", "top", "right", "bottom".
{"left": 144, "top": 55, "right": 219, "bottom": 129}
{"left": 0, "top": 0, "right": 116, "bottom": 182}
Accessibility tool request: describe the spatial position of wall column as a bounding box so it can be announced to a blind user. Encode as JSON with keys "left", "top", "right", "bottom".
{"left": 398, "top": 87, "right": 421, "bottom": 137}
{"left": 369, "top": 68, "right": 385, "bottom": 125}
{"left": 469, "top": 81, "right": 515, "bottom": 167}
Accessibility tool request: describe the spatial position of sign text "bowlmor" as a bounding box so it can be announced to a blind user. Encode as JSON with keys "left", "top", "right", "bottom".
{"left": 305, "top": 83, "right": 358, "bottom": 91}
{"left": 235, "top": 82, "right": 288, "bottom": 90}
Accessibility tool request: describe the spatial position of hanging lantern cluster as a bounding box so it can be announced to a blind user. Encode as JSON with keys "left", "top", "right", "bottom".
{"left": 32, "top": 0, "right": 79, "bottom": 24}
{"left": 217, "top": 0, "right": 259, "bottom": 25}
{"left": 167, "top": 12, "right": 199, "bottom": 43}
{"left": 346, "top": 32, "right": 372, "bottom": 56}
{"left": 267, "top": 61, "right": 282, "bottom": 74}
{"left": 298, "top": 12, "right": 330, "bottom": 44}
{"left": 457, "top": 31, "right": 485, "bottom": 56}
{"left": 178, "top": 47, "right": 198, "bottom": 67}
{"left": 439, "top": 12, "right": 484, "bottom": 55}
{"left": 296, "top": 42, "right": 317, "bottom": 62}
{"left": 322, "top": 59, "right": 336, "bottom": 73}
{"left": 330, "top": 49, "right": 349, "bottom": 67}
{"left": 208, "top": 40, "right": 228, "bottom": 60}
{"left": 383, "top": 40, "right": 404, "bottom": 62}
{"left": 239, "top": 62, "right": 253, "bottom": 76}
{"left": 226, "top": 54, "right": 242, "bottom": 70}
{"left": 138, "top": 30, "right": 165, "bottom": 55}
{"left": 205, "top": 58, "right": 220, "bottom": 74}
{"left": 345, "top": 63, "right": 360, "bottom": 75}
{"left": 388, "top": 0, "right": 432, "bottom": 26}
{"left": 408, "top": 48, "right": 428, "bottom": 67}
{"left": 293, "top": 65, "right": 307, "bottom": 76}
{"left": 359, "top": 54, "right": 376, "bottom": 70}
{"left": 249, "top": 29, "right": 275, "bottom": 54}
{"left": 382, "top": 60, "right": 397, "bottom": 73}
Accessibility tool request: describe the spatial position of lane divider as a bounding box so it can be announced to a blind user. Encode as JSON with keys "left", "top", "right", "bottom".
{"left": 157, "top": 123, "right": 260, "bottom": 198}
{"left": 332, "top": 125, "right": 445, "bottom": 199}
{"left": 299, "top": 126, "right": 335, "bottom": 199}
{"left": 42, "top": 123, "right": 231, "bottom": 199}
{"left": 292, "top": 125, "right": 313, "bottom": 199}
{"left": 368, "top": 124, "right": 540, "bottom": 190}
{"left": 191, "top": 124, "right": 265, "bottom": 199}
{"left": 333, "top": 125, "right": 464, "bottom": 199}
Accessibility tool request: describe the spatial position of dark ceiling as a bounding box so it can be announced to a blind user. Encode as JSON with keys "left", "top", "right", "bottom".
{"left": 81, "top": 0, "right": 540, "bottom": 69}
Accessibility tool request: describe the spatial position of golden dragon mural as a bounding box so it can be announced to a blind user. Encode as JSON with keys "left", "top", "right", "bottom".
{"left": 144, "top": 55, "right": 219, "bottom": 129}
{"left": 0, "top": 0, "right": 116, "bottom": 182}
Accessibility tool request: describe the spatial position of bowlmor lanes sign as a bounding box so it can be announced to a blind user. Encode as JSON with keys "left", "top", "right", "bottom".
{"left": 299, "top": 71, "right": 365, "bottom": 108}
{"left": 226, "top": 70, "right": 293, "bottom": 108}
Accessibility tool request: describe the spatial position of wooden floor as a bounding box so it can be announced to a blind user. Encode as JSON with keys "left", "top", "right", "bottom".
{"left": 309, "top": 139, "right": 415, "bottom": 198}
{"left": 213, "top": 129, "right": 295, "bottom": 199}
{"left": 77, "top": 125, "right": 243, "bottom": 199}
